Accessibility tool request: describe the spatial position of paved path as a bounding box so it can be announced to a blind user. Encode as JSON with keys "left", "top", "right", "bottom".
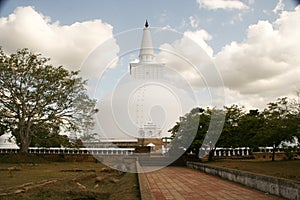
{"left": 143, "top": 166, "right": 281, "bottom": 200}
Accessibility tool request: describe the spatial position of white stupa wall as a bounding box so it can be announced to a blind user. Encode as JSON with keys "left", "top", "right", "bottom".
{"left": 0, "top": 132, "right": 19, "bottom": 149}
{"left": 130, "top": 63, "right": 164, "bottom": 80}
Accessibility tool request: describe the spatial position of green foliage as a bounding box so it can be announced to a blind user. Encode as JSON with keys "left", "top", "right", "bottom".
{"left": 28, "top": 124, "right": 74, "bottom": 148}
{"left": 169, "top": 97, "right": 299, "bottom": 160}
{"left": 0, "top": 48, "right": 97, "bottom": 152}
{"left": 169, "top": 107, "right": 214, "bottom": 156}
{"left": 237, "top": 109, "right": 264, "bottom": 149}
{"left": 217, "top": 105, "right": 245, "bottom": 147}
{"left": 254, "top": 98, "right": 295, "bottom": 147}
{"left": 282, "top": 146, "right": 297, "bottom": 160}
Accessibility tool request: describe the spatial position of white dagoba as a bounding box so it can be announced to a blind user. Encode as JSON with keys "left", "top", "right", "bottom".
{"left": 130, "top": 20, "right": 164, "bottom": 80}
{"left": 93, "top": 21, "right": 195, "bottom": 140}
{"left": 129, "top": 20, "right": 165, "bottom": 138}
{"left": 0, "top": 131, "right": 19, "bottom": 149}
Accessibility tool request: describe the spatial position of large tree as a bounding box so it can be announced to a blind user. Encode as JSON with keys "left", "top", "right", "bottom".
{"left": 217, "top": 105, "right": 245, "bottom": 148}
{"left": 168, "top": 107, "right": 204, "bottom": 156}
{"left": 0, "top": 48, "right": 97, "bottom": 152}
{"left": 168, "top": 107, "right": 223, "bottom": 158}
{"left": 237, "top": 109, "right": 265, "bottom": 149}
{"left": 253, "top": 98, "right": 296, "bottom": 161}
{"left": 290, "top": 91, "right": 300, "bottom": 141}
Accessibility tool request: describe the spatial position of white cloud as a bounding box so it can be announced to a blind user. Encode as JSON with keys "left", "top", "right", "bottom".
{"left": 156, "top": 6, "right": 300, "bottom": 109}
{"left": 189, "top": 16, "right": 199, "bottom": 28}
{"left": 155, "top": 29, "right": 214, "bottom": 76}
{"left": 183, "top": 30, "right": 213, "bottom": 57}
{"left": 215, "top": 6, "right": 300, "bottom": 99}
{"left": 0, "top": 6, "right": 119, "bottom": 77}
{"left": 197, "top": 0, "right": 249, "bottom": 10}
{"left": 273, "top": 0, "right": 285, "bottom": 14}
{"left": 155, "top": 29, "right": 221, "bottom": 93}
{"left": 223, "top": 88, "right": 277, "bottom": 110}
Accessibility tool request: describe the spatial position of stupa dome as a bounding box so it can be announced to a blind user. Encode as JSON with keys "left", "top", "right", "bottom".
{"left": 0, "top": 131, "right": 19, "bottom": 149}
{"left": 93, "top": 79, "right": 196, "bottom": 140}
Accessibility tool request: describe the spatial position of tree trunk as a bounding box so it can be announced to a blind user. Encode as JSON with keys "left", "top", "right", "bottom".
{"left": 19, "top": 129, "right": 31, "bottom": 153}
{"left": 208, "top": 150, "right": 213, "bottom": 161}
{"left": 20, "top": 139, "right": 30, "bottom": 153}
{"left": 208, "top": 147, "right": 216, "bottom": 161}
{"left": 272, "top": 146, "right": 276, "bottom": 161}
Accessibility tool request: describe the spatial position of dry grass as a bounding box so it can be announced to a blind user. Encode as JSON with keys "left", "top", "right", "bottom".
{"left": 206, "top": 159, "right": 300, "bottom": 182}
{"left": 0, "top": 162, "right": 140, "bottom": 200}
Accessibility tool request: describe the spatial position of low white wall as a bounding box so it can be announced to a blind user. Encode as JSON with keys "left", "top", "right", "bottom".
{"left": 187, "top": 162, "right": 300, "bottom": 200}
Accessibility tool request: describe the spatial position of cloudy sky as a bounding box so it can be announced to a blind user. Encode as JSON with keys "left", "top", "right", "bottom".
{"left": 1, "top": 0, "right": 300, "bottom": 111}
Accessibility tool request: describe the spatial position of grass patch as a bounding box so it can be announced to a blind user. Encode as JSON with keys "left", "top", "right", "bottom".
{"left": 0, "top": 162, "right": 140, "bottom": 200}
{"left": 206, "top": 159, "right": 300, "bottom": 181}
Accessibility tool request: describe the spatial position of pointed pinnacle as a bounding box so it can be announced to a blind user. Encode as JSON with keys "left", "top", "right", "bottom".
{"left": 145, "top": 20, "right": 149, "bottom": 28}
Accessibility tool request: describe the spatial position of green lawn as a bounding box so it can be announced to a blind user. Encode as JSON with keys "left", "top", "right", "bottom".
{"left": 206, "top": 159, "right": 300, "bottom": 182}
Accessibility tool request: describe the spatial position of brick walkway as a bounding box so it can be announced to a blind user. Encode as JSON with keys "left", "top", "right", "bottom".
{"left": 143, "top": 166, "right": 281, "bottom": 200}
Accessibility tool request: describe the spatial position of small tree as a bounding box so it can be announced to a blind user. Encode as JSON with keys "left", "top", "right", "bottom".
{"left": 0, "top": 48, "right": 97, "bottom": 152}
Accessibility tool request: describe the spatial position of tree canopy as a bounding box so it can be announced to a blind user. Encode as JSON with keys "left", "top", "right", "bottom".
{"left": 0, "top": 48, "right": 97, "bottom": 152}
{"left": 168, "top": 107, "right": 215, "bottom": 157}
{"left": 169, "top": 97, "right": 299, "bottom": 160}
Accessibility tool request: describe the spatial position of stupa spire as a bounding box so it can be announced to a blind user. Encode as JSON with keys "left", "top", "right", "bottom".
{"left": 139, "top": 20, "right": 154, "bottom": 63}
{"left": 145, "top": 20, "right": 149, "bottom": 28}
